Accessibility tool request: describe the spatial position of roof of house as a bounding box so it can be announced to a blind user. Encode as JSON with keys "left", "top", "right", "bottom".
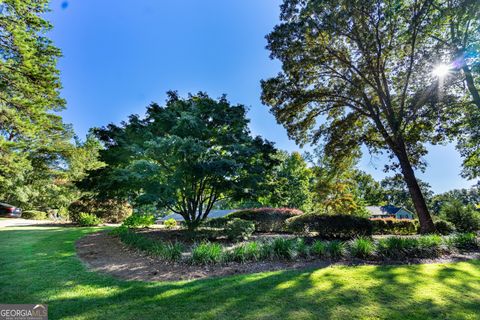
{"left": 366, "top": 205, "right": 414, "bottom": 216}
{"left": 157, "top": 209, "right": 237, "bottom": 221}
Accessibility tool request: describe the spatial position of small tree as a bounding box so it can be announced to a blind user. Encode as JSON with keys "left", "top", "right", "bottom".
{"left": 82, "top": 92, "right": 276, "bottom": 230}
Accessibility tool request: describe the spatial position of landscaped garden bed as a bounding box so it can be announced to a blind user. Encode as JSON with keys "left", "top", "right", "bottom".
{"left": 76, "top": 227, "right": 480, "bottom": 282}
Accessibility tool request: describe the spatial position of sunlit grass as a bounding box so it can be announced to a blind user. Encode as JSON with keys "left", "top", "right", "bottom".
{"left": 0, "top": 226, "right": 479, "bottom": 319}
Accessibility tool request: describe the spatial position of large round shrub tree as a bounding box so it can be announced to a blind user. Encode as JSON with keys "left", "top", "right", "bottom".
{"left": 82, "top": 92, "right": 277, "bottom": 230}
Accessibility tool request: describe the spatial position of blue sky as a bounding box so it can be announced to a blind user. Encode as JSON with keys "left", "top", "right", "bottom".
{"left": 46, "top": 0, "right": 477, "bottom": 194}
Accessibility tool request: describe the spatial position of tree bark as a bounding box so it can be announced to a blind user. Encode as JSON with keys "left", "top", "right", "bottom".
{"left": 395, "top": 141, "right": 435, "bottom": 233}
{"left": 462, "top": 65, "right": 480, "bottom": 109}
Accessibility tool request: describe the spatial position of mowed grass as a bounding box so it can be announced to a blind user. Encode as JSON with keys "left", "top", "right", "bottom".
{"left": 0, "top": 227, "right": 479, "bottom": 320}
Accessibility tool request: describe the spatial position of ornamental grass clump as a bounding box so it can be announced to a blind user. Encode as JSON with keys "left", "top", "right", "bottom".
{"left": 191, "top": 242, "right": 224, "bottom": 265}
{"left": 311, "top": 240, "right": 327, "bottom": 257}
{"left": 229, "top": 241, "right": 262, "bottom": 263}
{"left": 325, "top": 240, "right": 346, "bottom": 259}
{"left": 262, "top": 237, "right": 297, "bottom": 260}
{"left": 446, "top": 233, "right": 478, "bottom": 250}
{"left": 348, "top": 237, "right": 375, "bottom": 259}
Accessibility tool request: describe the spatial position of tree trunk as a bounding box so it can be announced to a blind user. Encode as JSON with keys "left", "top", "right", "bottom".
{"left": 462, "top": 65, "right": 480, "bottom": 109}
{"left": 395, "top": 142, "right": 436, "bottom": 233}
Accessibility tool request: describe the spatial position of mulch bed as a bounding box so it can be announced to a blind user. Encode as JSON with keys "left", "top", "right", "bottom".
{"left": 76, "top": 231, "right": 480, "bottom": 282}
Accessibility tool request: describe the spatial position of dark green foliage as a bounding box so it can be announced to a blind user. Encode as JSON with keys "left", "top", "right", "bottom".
{"left": 261, "top": 0, "right": 449, "bottom": 233}
{"left": 191, "top": 242, "right": 224, "bottom": 265}
{"left": 202, "top": 217, "right": 230, "bottom": 228}
{"left": 224, "top": 218, "right": 255, "bottom": 241}
{"left": 434, "top": 220, "right": 456, "bottom": 235}
{"left": 82, "top": 93, "right": 277, "bottom": 231}
{"left": 68, "top": 197, "right": 132, "bottom": 223}
{"left": 349, "top": 237, "right": 375, "bottom": 259}
{"left": 446, "top": 233, "right": 479, "bottom": 250}
{"left": 440, "top": 201, "right": 480, "bottom": 232}
{"left": 325, "top": 241, "right": 346, "bottom": 259}
{"left": 77, "top": 213, "right": 102, "bottom": 226}
{"left": 228, "top": 208, "right": 303, "bottom": 232}
{"left": 122, "top": 214, "right": 155, "bottom": 228}
{"left": 115, "top": 228, "right": 183, "bottom": 262}
{"left": 311, "top": 240, "right": 327, "bottom": 257}
{"left": 262, "top": 238, "right": 298, "bottom": 260}
{"left": 21, "top": 210, "right": 48, "bottom": 220}
{"left": 370, "top": 219, "right": 418, "bottom": 235}
{"left": 286, "top": 214, "right": 372, "bottom": 239}
{"left": 377, "top": 235, "right": 444, "bottom": 259}
{"left": 228, "top": 242, "right": 262, "bottom": 263}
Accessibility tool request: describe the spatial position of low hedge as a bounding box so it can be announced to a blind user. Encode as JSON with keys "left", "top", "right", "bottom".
{"left": 286, "top": 214, "right": 372, "bottom": 239}
{"left": 370, "top": 218, "right": 418, "bottom": 235}
{"left": 22, "top": 210, "right": 49, "bottom": 220}
{"left": 227, "top": 208, "right": 303, "bottom": 232}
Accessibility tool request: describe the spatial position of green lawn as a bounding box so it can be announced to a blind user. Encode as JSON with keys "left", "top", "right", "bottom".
{"left": 0, "top": 227, "right": 479, "bottom": 320}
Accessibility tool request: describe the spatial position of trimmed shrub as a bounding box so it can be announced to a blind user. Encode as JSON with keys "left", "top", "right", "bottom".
{"left": 22, "top": 210, "right": 48, "bottom": 220}
{"left": 311, "top": 240, "right": 327, "bottom": 257}
{"left": 164, "top": 218, "right": 177, "bottom": 229}
{"left": 68, "top": 197, "right": 132, "bottom": 223}
{"left": 202, "top": 216, "right": 230, "bottom": 228}
{"left": 370, "top": 218, "right": 417, "bottom": 235}
{"left": 228, "top": 208, "right": 303, "bottom": 232}
{"left": 434, "top": 220, "right": 455, "bottom": 235}
{"left": 191, "top": 242, "right": 223, "bottom": 264}
{"left": 440, "top": 201, "right": 480, "bottom": 232}
{"left": 229, "top": 241, "right": 262, "bottom": 263}
{"left": 122, "top": 214, "right": 155, "bottom": 228}
{"left": 325, "top": 240, "right": 346, "bottom": 259}
{"left": 286, "top": 214, "right": 372, "bottom": 239}
{"left": 225, "top": 218, "right": 255, "bottom": 241}
{"left": 349, "top": 237, "right": 375, "bottom": 259}
{"left": 77, "top": 213, "right": 102, "bottom": 226}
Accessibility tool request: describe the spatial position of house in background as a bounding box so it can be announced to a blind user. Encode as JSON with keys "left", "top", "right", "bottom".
{"left": 366, "top": 205, "right": 415, "bottom": 220}
{"left": 157, "top": 209, "right": 237, "bottom": 223}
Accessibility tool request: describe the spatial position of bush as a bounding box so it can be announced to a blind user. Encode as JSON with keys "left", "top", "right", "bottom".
{"left": 225, "top": 218, "right": 255, "bottom": 241}
{"left": 286, "top": 214, "right": 372, "bottom": 239}
{"left": 229, "top": 241, "right": 262, "bottom": 263}
{"left": 440, "top": 201, "right": 480, "bottom": 232}
{"left": 21, "top": 210, "right": 48, "bottom": 220}
{"left": 370, "top": 218, "right": 417, "bottom": 235}
{"left": 325, "top": 240, "right": 346, "bottom": 259}
{"left": 164, "top": 218, "right": 177, "bottom": 229}
{"left": 434, "top": 220, "right": 455, "bottom": 235}
{"left": 191, "top": 242, "right": 224, "bottom": 264}
{"left": 349, "top": 237, "right": 375, "bottom": 259}
{"left": 77, "top": 213, "right": 102, "bottom": 226}
{"left": 202, "top": 217, "right": 230, "bottom": 228}
{"left": 122, "top": 214, "right": 155, "bottom": 228}
{"left": 68, "top": 197, "right": 132, "bottom": 223}
{"left": 228, "top": 208, "right": 303, "bottom": 232}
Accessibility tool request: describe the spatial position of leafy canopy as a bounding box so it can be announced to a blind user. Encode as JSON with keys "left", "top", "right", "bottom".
{"left": 83, "top": 92, "right": 277, "bottom": 229}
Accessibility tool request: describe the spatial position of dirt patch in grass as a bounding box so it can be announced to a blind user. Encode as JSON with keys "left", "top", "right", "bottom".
{"left": 76, "top": 231, "right": 480, "bottom": 282}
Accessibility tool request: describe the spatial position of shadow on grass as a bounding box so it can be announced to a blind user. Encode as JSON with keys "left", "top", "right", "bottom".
{"left": 0, "top": 227, "right": 479, "bottom": 319}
